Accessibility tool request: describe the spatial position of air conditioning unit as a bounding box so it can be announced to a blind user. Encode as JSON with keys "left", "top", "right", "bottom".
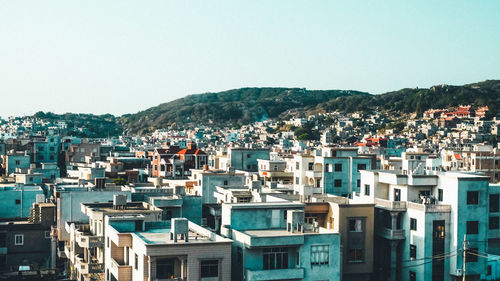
{"left": 455, "top": 269, "right": 463, "bottom": 276}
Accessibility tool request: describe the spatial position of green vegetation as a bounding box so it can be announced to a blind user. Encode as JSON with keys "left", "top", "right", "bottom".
{"left": 28, "top": 80, "right": 500, "bottom": 136}
{"left": 294, "top": 122, "right": 320, "bottom": 141}
{"left": 33, "top": 112, "right": 123, "bottom": 137}
{"left": 120, "top": 88, "right": 369, "bottom": 135}
{"left": 121, "top": 80, "right": 500, "bottom": 135}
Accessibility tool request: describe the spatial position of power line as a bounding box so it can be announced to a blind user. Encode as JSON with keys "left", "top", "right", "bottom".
{"left": 401, "top": 253, "right": 458, "bottom": 269}
{"left": 400, "top": 249, "right": 458, "bottom": 263}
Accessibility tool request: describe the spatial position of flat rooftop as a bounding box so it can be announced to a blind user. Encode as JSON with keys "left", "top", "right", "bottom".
{"left": 84, "top": 202, "right": 161, "bottom": 214}
{"left": 242, "top": 227, "right": 335, "bottom": 237}
{"left": 135, "top": 228, "right": 214, "bottom": 245}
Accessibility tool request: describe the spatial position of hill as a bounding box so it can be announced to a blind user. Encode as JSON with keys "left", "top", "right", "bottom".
{"left": 119, "top": 88, "right": 369, "bottom": 134}
{"left": 33, "top": 112, "right": 123, "bottom": 138}
{"left": 121, "top": 80, "right": 500, "bottom": 134}
{"left": 29, "top": 80, "right": 500, "bottom": 136}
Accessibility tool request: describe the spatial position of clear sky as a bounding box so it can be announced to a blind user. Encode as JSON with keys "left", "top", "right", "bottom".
{"left": 1, "top": 1, "right": 499, "bottom": 118}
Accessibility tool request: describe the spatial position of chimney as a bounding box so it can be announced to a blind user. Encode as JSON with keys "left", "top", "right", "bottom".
{"left": 170, "top": 218, "right": 189, "bottom": 242}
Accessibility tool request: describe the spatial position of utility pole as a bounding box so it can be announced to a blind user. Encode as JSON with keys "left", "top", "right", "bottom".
{"left": 463, "top": 234, "right": 467, "bottom": 281}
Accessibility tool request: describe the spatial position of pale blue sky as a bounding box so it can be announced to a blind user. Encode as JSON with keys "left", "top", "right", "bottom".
{"left": 1, "top": 1, "right": 499, "bottom": 118}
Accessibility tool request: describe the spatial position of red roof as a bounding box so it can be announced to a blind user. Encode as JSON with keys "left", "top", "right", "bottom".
{"left": 177, "top": 148, "right": 206, "bottom": 155}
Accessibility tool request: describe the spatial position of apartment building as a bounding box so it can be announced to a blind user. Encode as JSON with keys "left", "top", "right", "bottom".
{"left": 294, "top": 148, "right": 374, "bottom": 197}
{"left": 221, "top": 202, "right": 341, "bottom": 281}
{"left": 304, "top": 195, "right": 375, "bottom": 281}
{"left": 354, "top": 152, "right": 500, "bottom": 281}
{"left": 104, "top": 217, "right": 232, "bottom": 281}
{"left": 227, "top": 148, "right": 270, "bottom": 172}
{"left": 188, "top": 169, "right": 245, "bottom": 204}
{"left": 65, "top": 197, "right": 162, "bottom": 281}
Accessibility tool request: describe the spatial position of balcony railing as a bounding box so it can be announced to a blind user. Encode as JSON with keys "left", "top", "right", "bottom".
{"left": 375, "top": 198, "right": 407, "bottom": 211}
{"left": 76, "top": 233, "right": 104, "bottom": 248}
{"left": 246, "top": 268, "right": 304, "bottom": 281}
{"left": 407, "top": 202, "right": 451, "bottom": 213}
{"left": 377, "top": 227, "right": 405, "bottom": 240}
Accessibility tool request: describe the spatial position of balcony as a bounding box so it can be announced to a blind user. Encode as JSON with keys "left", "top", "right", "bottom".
{"left": 377, "top": 227, "right": 405, "bottom": 240}
{"left": 75, "top": 256, "right": 104, "bottom": 274}
{"left": 407, "top": 202, "right": 451, "bottom": 213}
{"left": 246, "top": 268, "right": 304, "bottom": 281}
{"left": 109, "top": 258, "right": 132, "bottom": 281}
{"left": 76, "top": 231, "right": 104, "bottom": 248}
{"left": 375, "top": 198, "right": 407, "bottom": 211}
{"left": 64, "top": 244, "right": 71, "bottom": 263}
{"left": 305, "top": 170, "right": 322, "bottom": 179}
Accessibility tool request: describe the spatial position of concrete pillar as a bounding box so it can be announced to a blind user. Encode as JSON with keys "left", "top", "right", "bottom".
{"left": 181, "top": 258, "right": 186, "bottom": 279}
{"left": 50, "top": 235, "right": 57, "bottom": 270}
{"left": 214, "top": 216, "right": 221, "bottom": 233}
{"left": 84, "top": 247, "right": 88, "bottom": 262}
{"left": 390, "top": 241, "right": 399, "bottom": 281}
{"left": 390, "top": 212, "right": 398, "bottom": 230}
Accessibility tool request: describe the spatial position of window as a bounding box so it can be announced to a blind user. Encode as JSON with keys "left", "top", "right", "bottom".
{"left": 467, "top": 191, "right": 479, "bottom": 205}
{"left": 466, "top": 221, "right": 479, "bottom": 234}
{"left": 357, "top": 164, "right": 366, "bottom": 171}
{"left": 410, "top": 218, "right": 417, "bottom": 231}
{"left": 410, "top": 271, "right": 416, "bottom": 281}
{"left": 223, "top": 180, "right": 228, "bottom": 186}
{"left": 14, "top": 234, "right": 24, "bottom": 246}
{"left": 325, "top": 164, "right": 332, "bottom": 172}
{"left": 201, "top": 260, "right": 219, "bottom": 277}
{"left": 0, "top": 233, "right": 6, "bottom": 247}
{"left": 364, "top": 184, "right": 370, "bottom": 196}
{"left": 334, "top": 179, "right": 342, "bottom": 187}
{"left": 296, "top": 162, "right": 300, "bottom": 170}
{"left": 438, "top": 189, "right": 443, "bottom": 201}
{"left": 49, "top": 155, "right": 55, "bottom": 160}
{"left": 237, "top": 247, "right": 243, "bottom": 264}
{"left": 357, "top": 180, "right": 360, "bottom": 188}
{"left": 247, "top": 154, "right": 251, "bottom": 158}
{"left": 311, "top": 245, "right": 329, "bottom": 265}
{"left": 466, "top": 248, "right": 478, "bottom": 262}
{"left": 49, "top": 147, "right": 55, "bottom": 151}
{"left": 490, "top": 194, "right": 499, "bottom": 212}
{"left": 488, "top": 265, "right": 492, "bottom": 275}
{"left": 135, "top": 254, "right": 138, "bottom": 270}
{"left": 349, "top": 219, "right": 363, "bottom": 232}
{"left": 410, "top": 245, "right": 417, "bottom": 259}
{"left": 156, "top": 258, "right": 175, "bottom": 278}
{"left": 44, "top": 231, "right": 51, "bottom": 239}
{"left": 15, "top": 160, "right": 20, "bottom": 165}
{"left": 295, "top": 177, "right": 299, "bottom": 184}
{"left": 15, "top": 199, "right": 20, "bottom": 205}
{"left": 334, "top": 163, "right": 342, "bottom": 172}
{"left": 37, "top": 155, "right": 44, "bottom": 160}
{"left": 347, "top": 218, "right": 365, "bottom": 263}
{"left": 490, "top": 217, "right": 499, "bottom": 229}
{"left": 308, "top": 163, "right": 314, "bottom": 171}
{"left": 263, "top": 247, "right": 288, "bottom": 270}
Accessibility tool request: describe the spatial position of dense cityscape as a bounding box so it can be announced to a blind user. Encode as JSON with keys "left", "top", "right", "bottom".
{"left": 2, "top": 1, "right": 499, "bottom": 280}
{"left": 0, "top": 102, "right": 499, "bottom": 281}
